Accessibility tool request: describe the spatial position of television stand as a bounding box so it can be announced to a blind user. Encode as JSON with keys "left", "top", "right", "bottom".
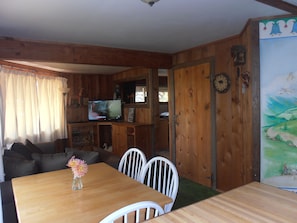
{"left": 67, "top": 122, "right": 112, "bottom": 151}
{"left": 67, "top": 122, "right": 152, "bottom": 157}
{"left": 112, "top": 122, "right": 152, "bottom": 157}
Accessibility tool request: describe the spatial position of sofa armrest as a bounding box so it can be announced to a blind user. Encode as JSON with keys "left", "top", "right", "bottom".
{"left": 1, "top": 181, "right": 18, "bottom": 223}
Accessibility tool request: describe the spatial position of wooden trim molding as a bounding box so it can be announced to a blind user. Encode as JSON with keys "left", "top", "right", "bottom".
{"left": 250, "top": 20, "right": 261, "bottom": 181}
{"left": 0, "top": 60, "right": 60, "bottom": 76}
{"left": 0, "top": 37, "right": 172, "bottom": 69}
{"left": 256, "top": 0, "right": 297, "bottom": 14}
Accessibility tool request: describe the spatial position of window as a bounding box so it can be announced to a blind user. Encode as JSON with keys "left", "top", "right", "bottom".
{"left": 135, "top": 86, "right": 148, "bottom": 103}
{"left": 159, "top": 87, "right": 168, "bottom": 102}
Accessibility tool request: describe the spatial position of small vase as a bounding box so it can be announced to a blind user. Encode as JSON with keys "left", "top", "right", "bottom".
{"left": 72, "top": 176, "right": 83, "bottom": 190}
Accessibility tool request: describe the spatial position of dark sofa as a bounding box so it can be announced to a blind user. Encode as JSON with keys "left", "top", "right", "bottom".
{"left": 1, "top": 140, "right": 120, "bottom": 223}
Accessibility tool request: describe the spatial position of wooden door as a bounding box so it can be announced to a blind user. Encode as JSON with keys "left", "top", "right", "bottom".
{"left": 173, "top": 62, "right": 212, "bottom": 187}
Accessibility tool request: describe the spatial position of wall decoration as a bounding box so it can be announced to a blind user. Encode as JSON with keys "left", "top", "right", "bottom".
{"left": 231, "top": 45, "right": 246, "bottom": 66}
{"left": 260, "top": 17, "right": 297, "bottom": 192}
{"left": 82, "top": 97, "right": 89, "bottom": 106}
{"left": 213, "top": 73, "right": 231, "bottom": 93}
{"left": 69, "top": 96, "right": 80, "bottom": 107}
{"left": 241, "top": 71, "right": 250, "bottom": 94}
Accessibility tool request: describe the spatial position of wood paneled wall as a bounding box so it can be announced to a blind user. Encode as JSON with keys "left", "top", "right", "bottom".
{"left": 172, "top": 24, "right": 255, "bottom": 191}
{"left": 61, "top": 73, "right": 114, "bottom": 122}
{"left": 113, "top": 67, "right": 157, "bottom": 124}
{"left": 61, "top": 73, "right": 113, "bottom": 100}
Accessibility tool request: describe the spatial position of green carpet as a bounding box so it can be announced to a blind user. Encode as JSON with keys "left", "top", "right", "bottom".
{"left": 173, "top": 177, "right": 220, "bottom": 210}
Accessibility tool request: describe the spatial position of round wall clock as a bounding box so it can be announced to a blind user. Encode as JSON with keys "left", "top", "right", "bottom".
{"left": 213, "top": 73, "right": 231, "bottom": 93}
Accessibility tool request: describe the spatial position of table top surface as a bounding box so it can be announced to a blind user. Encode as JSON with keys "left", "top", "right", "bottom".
{"left": 12, "top": 162, "right": 172, "bottom": 223}
{"left": 147, "top": 181, "right": 297, "bottom": 223}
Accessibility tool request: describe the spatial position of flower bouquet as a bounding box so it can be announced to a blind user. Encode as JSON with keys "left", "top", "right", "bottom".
{"left": 67, "top": 156, "right": 88, "bottom": 190}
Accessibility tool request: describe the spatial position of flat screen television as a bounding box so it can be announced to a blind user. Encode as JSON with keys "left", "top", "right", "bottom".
{"left": 88, "top": 99, "right": 122, "bottom": 121}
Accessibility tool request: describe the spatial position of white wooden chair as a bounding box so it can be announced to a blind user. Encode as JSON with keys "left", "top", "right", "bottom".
{"left": 99, "top": 201, "right": 164, "bottom": 223}
{"left": 138, "top": 156, "right": 179, "bottom": 213}
{"left": 118, "top": 148, "right": 147, "bottom": 181}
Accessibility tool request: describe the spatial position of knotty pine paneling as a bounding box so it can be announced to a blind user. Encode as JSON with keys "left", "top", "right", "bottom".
{"left": 172, "top": 26, "right": 254, "bottom": 191}
{"left": 215, "top": 38, "right": 246, "bottom": 191}
{"left": 61, "top": 73, "right": 114, "bottom": 123}
{"left": 242, "top": 21, "right": 257, "bottom": 183}
{"left": 61, "top": 73, "right": 113, "bottom": 100}
{"left": 173, "top": 63, "right": 212, "bottom": 187}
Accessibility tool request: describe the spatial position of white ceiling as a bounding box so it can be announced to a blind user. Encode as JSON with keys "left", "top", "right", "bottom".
{"left": 0, "top": 0, "right": 287, "bottom": 74}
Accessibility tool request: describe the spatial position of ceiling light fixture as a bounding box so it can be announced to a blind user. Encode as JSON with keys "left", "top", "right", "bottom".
{"left": 141, "top": 0, "right": 159, "bottom": 6}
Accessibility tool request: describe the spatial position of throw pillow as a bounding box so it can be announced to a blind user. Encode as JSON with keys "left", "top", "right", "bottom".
{"left": 31, "top": 151, "right": 73, "bottom": 172}
{"left": 4, "top": 156, "right": 38, "bottom": 181}
{"left": 65, "top": 148, "right": 99, "bottom": 164}
{"left": 10, "top": 142, "right": 33, "bottom": 160}
{"left": 4, "top": 149, "right": 27, "bottom": 160}
{"left": 25, "top": 139, "right": 43, "bottom": 154}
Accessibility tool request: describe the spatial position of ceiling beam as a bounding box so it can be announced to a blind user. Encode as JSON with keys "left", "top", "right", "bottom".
{"left": 256, "top": 0, "right": 297, "bottom": 14}
{"left": 0, "top": 37, "right": 172, "bottom": 69}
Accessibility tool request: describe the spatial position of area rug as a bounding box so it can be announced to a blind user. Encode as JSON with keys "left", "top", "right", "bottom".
{"left": 173, "top": 177, "right": 220, "bottom": 210}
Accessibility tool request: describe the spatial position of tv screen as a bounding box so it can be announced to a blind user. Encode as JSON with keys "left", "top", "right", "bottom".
{"left": 88, "top": 99, "right": 122, "bottom": 121}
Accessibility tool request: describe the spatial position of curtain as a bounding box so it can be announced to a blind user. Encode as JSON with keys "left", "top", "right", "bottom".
{"left": 0, "top": 74, "right": 4, "bottom": 182}
{"left": 0, "top": 66, "right": 68, "bottom": 145}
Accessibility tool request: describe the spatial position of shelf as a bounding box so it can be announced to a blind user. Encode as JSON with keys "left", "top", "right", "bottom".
{"left": 112, "top": 123, "right": 152, "bottom": 157}
{"left": 68, "top": 121, "right": 152, "bottom": 156}
{"left": 68, "top": 122, "right": 97, "bottom": 150}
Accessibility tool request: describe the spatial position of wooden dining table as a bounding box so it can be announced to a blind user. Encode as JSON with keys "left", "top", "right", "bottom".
{"left": 147, "top": 181, "right": 297, "bottom": 223}
{"left": 12, "top": 162, "right": 172, "bottom": 223}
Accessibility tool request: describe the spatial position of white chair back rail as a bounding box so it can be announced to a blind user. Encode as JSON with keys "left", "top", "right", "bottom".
{"left": 118, "top": 148, "right": 147, "bottom": 181}
{"left": 99, "top": 201, "right": 164, "bottom": 223}
{"left": 138, "top": 156, "right": 179, "bottom": 213}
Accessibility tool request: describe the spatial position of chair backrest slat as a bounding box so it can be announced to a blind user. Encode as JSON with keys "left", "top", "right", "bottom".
{"left": 118, "top": 148, "right": 147, "bottom": 181}
{"left": 138, "top": 156, "right": 179, "bottom": 213}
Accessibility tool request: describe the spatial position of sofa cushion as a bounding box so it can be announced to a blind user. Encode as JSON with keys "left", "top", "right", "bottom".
{"left": 65, "top": 148, "right": 99, "bottom": 165}
{"left": 31, "top": 151, "right": 73, "bottom": 172}
{"left": 3, "top": 156, "right": 39, "bottom": 181}
{"left": 10, "top": 142, "right": 33, "bottom": 160}
{"left": 25, "top": 139, "right": 43, "bottom": 154}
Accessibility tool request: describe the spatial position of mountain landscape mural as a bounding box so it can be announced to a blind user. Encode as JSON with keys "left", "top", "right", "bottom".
{"left": 260, "top": 16, "right": 297, "bottom": 191}
{"left": 261, "top": 72, "right": 297, "bottom": 180}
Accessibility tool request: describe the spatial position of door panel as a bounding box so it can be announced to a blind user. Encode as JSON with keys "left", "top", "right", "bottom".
{"left": 174, "top": 63, "right": 212, "bottom": 187}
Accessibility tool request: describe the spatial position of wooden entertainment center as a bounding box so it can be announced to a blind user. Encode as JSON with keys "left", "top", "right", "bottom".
{"left": 66, "top": 67, "right": 167, "bottom": 160}
{"left": 67, "top": 121, "right": 152, "bottom": 157}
